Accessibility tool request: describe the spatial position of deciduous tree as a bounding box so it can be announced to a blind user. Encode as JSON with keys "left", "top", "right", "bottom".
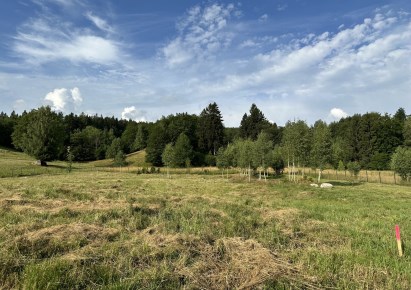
{"left": 12, "top": 106, "right": 65, "bottom": 163}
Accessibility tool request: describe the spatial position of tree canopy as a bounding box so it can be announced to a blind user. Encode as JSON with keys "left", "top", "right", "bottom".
{"left": 239, "top": 104, "right": 271, "bottom": 140}
{"left": 1, "top": 104, "right": 409, "bottom": 172}
{"left": 12, "top": 107, "right": 65, "bottom": 162}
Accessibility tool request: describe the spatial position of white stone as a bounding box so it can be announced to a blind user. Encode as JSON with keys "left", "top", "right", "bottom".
{"left": 320, "top": 183, "right": 333, "bottom": 188}
{"left": 310, "top": 183, "right": 319, "bottom": 187}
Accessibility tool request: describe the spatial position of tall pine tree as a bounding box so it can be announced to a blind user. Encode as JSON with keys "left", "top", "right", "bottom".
{"left": 197, "top": 102, "right": 224, "bottom": 155}
{"left": 239, "top": 104, "right": 271, "bottom": 140}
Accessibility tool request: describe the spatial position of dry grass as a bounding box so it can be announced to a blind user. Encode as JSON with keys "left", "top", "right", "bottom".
{"left": 1, "top": 165, "right": 411, "bottom": 289}
{"left": 179, "top": 237, "right": 318, "bottom": 290}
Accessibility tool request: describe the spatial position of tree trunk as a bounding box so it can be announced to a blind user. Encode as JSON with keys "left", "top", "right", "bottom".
{"left": 248, "top": 163, "right": 251, "bottom": 182}
{"left": 318, "top": 169, "right": 322, "bottom": 183}
{"left": 287, "top": 157, "right": 291, "bottom": 181}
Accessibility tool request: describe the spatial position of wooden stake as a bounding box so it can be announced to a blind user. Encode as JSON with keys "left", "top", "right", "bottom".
{"left": 396, "top": 225, "right": 403, "bottom": 257}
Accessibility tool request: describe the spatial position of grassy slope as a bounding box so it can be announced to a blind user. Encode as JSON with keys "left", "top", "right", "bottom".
{"left": 0, "top": 166, "right": 410, "bottom": 289}
{"left": 0, "top": 148, "right": 152, "bottom": 178}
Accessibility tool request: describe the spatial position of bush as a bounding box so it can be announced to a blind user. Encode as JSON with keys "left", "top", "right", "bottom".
{"left": 114, "top": 150, "right": 126, "bottom": 166}
{"left": 204, "top": 153, "right": 216, "bottom": 166}
{"left": 391, "top": 147, "right": 411, "bottom": 180}
{"left": 347, "top": 161, "right": 361, "bottom": 177}
{"left": 337, "top": 160, "right": 345, "bottom": 171}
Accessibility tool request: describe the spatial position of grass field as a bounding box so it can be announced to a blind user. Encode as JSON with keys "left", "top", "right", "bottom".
{"left": 1, "top": 149, "right": 411, "bottom": 289}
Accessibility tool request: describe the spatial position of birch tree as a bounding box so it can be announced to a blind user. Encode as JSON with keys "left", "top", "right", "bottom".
{"left": 310, "top": 120, "right": 332, "bottom": 183}
{"left": 253, "top": 132, "right": 273, "bottom": 181}
{"left": 162, "top": 143, "right": 175, "bottom": 178}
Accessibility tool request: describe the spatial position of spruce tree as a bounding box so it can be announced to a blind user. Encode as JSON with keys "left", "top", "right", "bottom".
{"left": 145, "top": 124, "right": 167, "bottom": 166}
{"left": 197, "top": 102, "right": 224, "bottom": 155}
{"left": 239, "top": 104, "right": 270, "bottom": 140}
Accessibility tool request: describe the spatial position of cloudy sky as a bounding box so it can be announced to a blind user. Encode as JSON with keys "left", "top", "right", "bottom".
{"left": 0, "top": 0, "right": 410, "bottom": 126}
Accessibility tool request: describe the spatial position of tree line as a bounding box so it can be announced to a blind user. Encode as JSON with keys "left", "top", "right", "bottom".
{"left": 1, "top": 104, "right": 410, "bottom": 180}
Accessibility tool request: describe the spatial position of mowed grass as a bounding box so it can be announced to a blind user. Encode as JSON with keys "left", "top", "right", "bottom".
{"left": 0, "top": 148, "right": 152, "bottom": 178}
{"left": 0, "top": 168, "right": 410, "bottom": 289}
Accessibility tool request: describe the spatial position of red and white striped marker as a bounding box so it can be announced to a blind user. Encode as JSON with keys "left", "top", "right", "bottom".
{"left": 395, "top": 225, "right": 403, "bottom": 257}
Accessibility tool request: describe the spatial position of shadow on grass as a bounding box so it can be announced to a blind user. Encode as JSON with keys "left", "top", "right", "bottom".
{"left": 47, "top": 164, "right": 66, "bottom": 169}
{"left": 327, "top": 180, "right": 362, "bottom": 187}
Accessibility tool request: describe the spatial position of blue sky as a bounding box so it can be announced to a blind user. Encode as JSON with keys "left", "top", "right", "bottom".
{"left": 0, "top": 0, "right": 410, "bottom": 126}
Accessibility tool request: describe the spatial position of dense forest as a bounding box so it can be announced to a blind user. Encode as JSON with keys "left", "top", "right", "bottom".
{"left": 1, "top": 104, "right": 411, "bottom": 179}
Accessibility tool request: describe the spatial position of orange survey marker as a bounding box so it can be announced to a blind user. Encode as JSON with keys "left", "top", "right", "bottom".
{"left": 395, "top": 225, "right": 403, "bottom": 257}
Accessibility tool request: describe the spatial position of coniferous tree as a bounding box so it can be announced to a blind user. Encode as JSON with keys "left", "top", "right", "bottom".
{"left": 132, "top": 124, "right": 148, "bottom": 151}
{"left": 145, "top": 124, "right": 167, "bottom": 166}
{"left": 239, "top": 104, "right": 271, "bottom": 140}
{"left": 0, "top": 112, "right": 15, "bottom": 148}
{"left": 404, "top": 117, "right": 411, "bottom": 147}
{"left": 121, "top": 123, "right": 139, "bottom": 153}
{"left": 197, "top": 102, "right": 224, "bottom": 155}
{"left": 106, "top": 138, "right": 123, "bottom": 159}
{"left": 394, "top": 107, "right": 406, "bottom": 123}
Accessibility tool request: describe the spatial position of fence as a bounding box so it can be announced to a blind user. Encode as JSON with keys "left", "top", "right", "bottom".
{"left": 1, "top": 164, "right": 410, "bottom": 186}
{"left": 284, "top": 167, "right": 411, "bottom": 186}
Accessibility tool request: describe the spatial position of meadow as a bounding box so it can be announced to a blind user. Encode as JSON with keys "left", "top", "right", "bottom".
{"left": 0, "top": 149, "right": 410, "bottom": 289}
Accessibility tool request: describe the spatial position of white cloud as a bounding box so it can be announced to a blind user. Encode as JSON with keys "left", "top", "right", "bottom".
{"left": 259, "top": 14, "right": 268, "bottom": 23}
{"left": 330, "top": 108, "right": 348, "bottom": 120}
{"left": 13, "top": 6, "right": 121, "bottom": 65}
{"left": 3, "top": 5, "right": 411, "bottom": 128}
{"left": 85, "top": 11, "right": 113, "bottom": 33}
{"left": 121, "top": 106, "right": 147, "bottom": 122}
{"left": 277, "top": 4, "right": 288, "bottom": 12}
{"left": 44, "top": 87, "right": 83, "bottom": 112}
{"left": 162, "top": 3, "right": 238, "bottom": 67}
{"left": 13, "top": 99, "right": 27, "bottom": 112}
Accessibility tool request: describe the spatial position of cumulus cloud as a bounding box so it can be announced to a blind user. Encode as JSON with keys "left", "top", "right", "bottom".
{"left": 162, "top": 3, "right": 238, "bottom": 67}
{"left": 121, "top": 106, "right": 147, "bottom": 122}
{"left": 329, "top": 108, "right": 348, "bottom": 120}
{"left": 44, "top": 87, "right": 83, "bottom": 112}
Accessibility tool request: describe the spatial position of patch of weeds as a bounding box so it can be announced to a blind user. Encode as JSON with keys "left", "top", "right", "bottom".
{"left": 54, "top": 208, "right": 80, "bottom": 219}
{"left": 222, "top": 204, "right": 261, "bottom": 238}
{"left": 22, "top": 188, "right": 37, "bottom": 198}
{"left": 44, "top": 187, "right": 93, "bottom": 201}
{"left": 22, "top": 259, "right": 76, "bottom": 289}
{"left": 108, "top": 264, "right": 180, "bottom": 290}
{"left": 124, "top": 212, "right": 151, "bottom": 231}
{"left": 97, "top": 209, "right": 124, "bottom": 224}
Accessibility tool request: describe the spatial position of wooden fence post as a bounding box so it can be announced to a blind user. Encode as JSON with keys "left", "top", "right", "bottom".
{"left": 379, "top": 171, "right": 381, "bottom": 183}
